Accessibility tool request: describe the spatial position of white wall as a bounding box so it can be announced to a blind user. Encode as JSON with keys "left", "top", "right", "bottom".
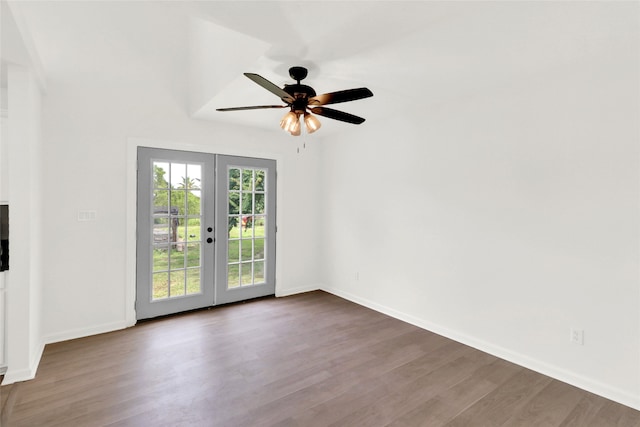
{"left": 320, "top": 2, "right": 640, "bottom": 409}
{"left": 37, "top": 19, "right": 322, "bottom": 344}
{"left": 1, "top": 0, "right": 47, "bottom": 385}
{"left": 3, "top": 64, "right": 45, "bottom": 384}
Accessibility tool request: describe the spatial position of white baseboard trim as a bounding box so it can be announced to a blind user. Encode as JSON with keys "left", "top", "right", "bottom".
{"left": 276, "top": 283, "right": 321, "bottom": 297}
{"left": 43, "top": 320, "right": 130, "bottom": 346}
{"left": 2, "top": 367, "right": 35, "bottom": 385}
{"left": 2, "top": 339, "right": 45, "bottom": 385}
{"left": 321, "top": 286, "right": 640, "bottom": 411}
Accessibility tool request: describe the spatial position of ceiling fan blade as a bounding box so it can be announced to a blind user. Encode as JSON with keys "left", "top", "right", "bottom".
{"left": 308, "top": 88, "right": 373, "bottom": 106}
{"left": 244, "top": 73, "right": 294, "bottom": 103}
{"left": 216, "top": 105, "right": 287, "bottom": 112}
{"left": 309, "top": 107, "right": 366, "bottom": 125}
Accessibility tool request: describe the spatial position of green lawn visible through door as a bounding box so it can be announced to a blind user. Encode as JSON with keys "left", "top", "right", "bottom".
{"left": 151, "top": 221, "right": 265, "bottom": 298}
{"left": 227, "top": 222, "right": 266, "bottom": 288}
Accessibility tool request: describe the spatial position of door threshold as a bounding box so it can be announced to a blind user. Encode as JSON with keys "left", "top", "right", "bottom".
{"left": 136, "top": 294, "right": 276, "bottom": 324}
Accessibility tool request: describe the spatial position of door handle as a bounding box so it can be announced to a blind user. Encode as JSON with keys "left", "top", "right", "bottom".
{"left": 206, "top": 237, "right": 213, "bottom": 244}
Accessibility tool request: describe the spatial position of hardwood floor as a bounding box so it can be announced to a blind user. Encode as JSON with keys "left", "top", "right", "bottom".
{"left": 3, "top": 291, "right": 639, "bottom": 426}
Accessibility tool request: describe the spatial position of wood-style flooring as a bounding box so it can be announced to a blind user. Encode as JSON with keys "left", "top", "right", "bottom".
{"left": 2, "top": 291, "right": 639, "bottom": 426}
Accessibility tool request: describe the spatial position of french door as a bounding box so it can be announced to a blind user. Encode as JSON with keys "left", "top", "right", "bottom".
{"left": 136, "top": 148, "right": 276, "bottom": 320}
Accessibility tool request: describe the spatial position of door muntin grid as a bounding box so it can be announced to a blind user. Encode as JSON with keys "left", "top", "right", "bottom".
{"left": 226, "top": 167, "right": 268, "bottom": 289}
{"left": 151, "top": 161, "right": 203, "bottom": 300}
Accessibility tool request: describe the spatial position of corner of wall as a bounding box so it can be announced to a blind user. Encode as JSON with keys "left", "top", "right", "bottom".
{"left": 43, "top": 320, "right": 130, "bottom": 347}
{"left": 276, "top": 283, "right": 322, "bottom": 298}
{"left": 2, "top": 337, "right": 43, "bottom": 385}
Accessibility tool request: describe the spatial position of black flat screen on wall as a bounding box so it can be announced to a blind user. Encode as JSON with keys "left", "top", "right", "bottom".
{"left": 0, "top": 204, "right": 8, "bottom": 271}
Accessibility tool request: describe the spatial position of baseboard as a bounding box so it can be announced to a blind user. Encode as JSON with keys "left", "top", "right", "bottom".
{"left": 276, "top": 283, "right": 321, "bottom": 297}
{"left": 2, "top": 367, "right": 33, "bottom": 385}
{"left": 43, "top": 320, "right": 130, "bottom": 346}
{"left": 2, "top": 338, "right": 44, "bottom": 385}
{"left": 321, "top": 286, "right": 640, "bottom": 411}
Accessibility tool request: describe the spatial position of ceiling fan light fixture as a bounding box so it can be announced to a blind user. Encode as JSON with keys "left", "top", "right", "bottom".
{"left": 304, "top": 113, "right": 321, "bottom": 134}
{"left": 280, "top": 111, "right": 298, "bottom": 132}
{"left": 290, "top": 125, "right": 302, "bottom": 136}
{"left": 289, "top": 114, "right": 301, "bottom": 136}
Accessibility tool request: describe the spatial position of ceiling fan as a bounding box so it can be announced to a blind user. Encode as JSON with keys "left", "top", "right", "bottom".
{"left": 216, "top": 66, "right": 373, "bottom": 136}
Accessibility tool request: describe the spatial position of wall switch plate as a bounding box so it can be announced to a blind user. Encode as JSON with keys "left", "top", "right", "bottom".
{"left": 570, "top": 328, "right": 584, "bottom": 345}
{"left": 78, "top": 210, "right": 97, "bottom": 221}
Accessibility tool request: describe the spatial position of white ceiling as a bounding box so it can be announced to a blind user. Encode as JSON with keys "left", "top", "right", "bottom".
{"left": 4, "top": 1, "right": 624, "bottom": 136}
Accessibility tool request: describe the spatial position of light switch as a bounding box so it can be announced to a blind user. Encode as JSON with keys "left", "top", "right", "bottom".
{"left": 78, "top": 210, "right": 97, "bottom": 221}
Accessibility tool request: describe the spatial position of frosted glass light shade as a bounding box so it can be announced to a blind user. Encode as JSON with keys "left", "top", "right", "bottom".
{"left": 280, "top": 111, "right": 298, "bottom": 132}
{"left": 304, "top": 113, "right": 321, "bottom": 134}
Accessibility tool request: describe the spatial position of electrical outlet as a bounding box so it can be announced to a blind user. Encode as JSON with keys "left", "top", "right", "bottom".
{"left": 570, "top": 328, "right": 584, "bottom": 345}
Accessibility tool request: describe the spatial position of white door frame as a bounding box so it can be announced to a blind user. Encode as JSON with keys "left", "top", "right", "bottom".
{"left": 125, "top": 137, "right": 285, "bottom": 326}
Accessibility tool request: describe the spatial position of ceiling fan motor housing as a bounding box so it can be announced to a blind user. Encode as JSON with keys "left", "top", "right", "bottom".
{"left": 283, "top": 84, "right": 317, "bottom": 113}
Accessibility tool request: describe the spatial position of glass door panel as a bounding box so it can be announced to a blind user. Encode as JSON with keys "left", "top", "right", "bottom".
{"left": 215, "top": 156, "right": 276, "bottom": 305}
{"left": 151, "top": 161, "right": 203, "bottom": 299}
{"left": 137, "top": 149, "right": 276, "bottom": 318}
{"left": 137, "top": 148, "right": 214, "bottom": 319}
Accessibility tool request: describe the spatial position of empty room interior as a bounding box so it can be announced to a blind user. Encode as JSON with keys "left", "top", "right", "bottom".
{"left": 1, "top": 0, "right": 639, "bottom": 425}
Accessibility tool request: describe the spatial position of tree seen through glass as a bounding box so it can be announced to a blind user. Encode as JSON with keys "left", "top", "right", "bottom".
{"left": 151, "top": 162, "right": 203, "bottom": 300}
{"left": 227, "top": 167, "right": 267, "bottom": 288}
